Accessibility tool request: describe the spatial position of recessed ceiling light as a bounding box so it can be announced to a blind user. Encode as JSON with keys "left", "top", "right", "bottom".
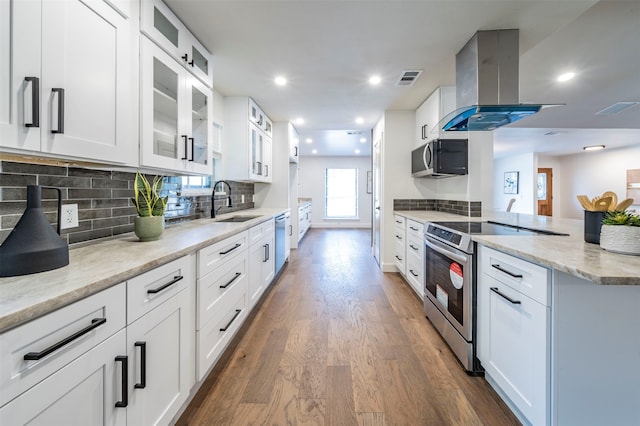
{"left": 295, "top": 117, "right": 304, "bottom": 125}
{"left": 369, "top": 75, "right": 381, "bottom": 85}
{"left": 355, "top": 149, "right": 361, "bottom": 154}
{"left": 274, "top": 76, "right": 287, "bottom": 86}
{"left": 312, "top": 149, "right": 317, "bottom": 154}
{"left": 305, "top": 138, "right": 312, "bottom": 143}
{"left": 360, "top": 137, "right": 366, "bottom": 143}
{"left": 557, "top": 72, "right": 575, "bottom": 82}
{"left": 583, "top": 145, "right": 605, "bottom": 151}
{"left": 355, "top": 117, "right": 364, "bottom": 124}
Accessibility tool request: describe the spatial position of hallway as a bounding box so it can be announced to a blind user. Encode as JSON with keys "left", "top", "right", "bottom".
{"left": 177, "top": 228, "right": 519, "bottom": 425}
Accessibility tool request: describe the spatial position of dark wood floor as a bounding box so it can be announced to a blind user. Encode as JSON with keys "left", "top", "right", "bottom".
{"left": 177, "top": 228, "right": 520, "bottom": 425}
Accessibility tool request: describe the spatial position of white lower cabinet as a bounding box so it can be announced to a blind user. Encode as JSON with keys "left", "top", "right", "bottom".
{"left": 196, "top": 232, "right": 249, "bottom": 380}
{"left": 394, "top": 215, "right": 424, "bottom": 300}
{"left": 0, "top": 329, "right": 127, "bottom": 426}
{"left": 126, "top": 255, "right": 194, "bottom": 426}
{"left": 248, "top": 219, "right": 275, "bottom": 309}
{"left": 478, "top": 245, "right": 550, "bottom": 426}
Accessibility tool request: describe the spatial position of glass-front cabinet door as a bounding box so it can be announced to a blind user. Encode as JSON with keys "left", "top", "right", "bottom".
{"left": 185, "top": 76, "right": 212, "bottom": 174}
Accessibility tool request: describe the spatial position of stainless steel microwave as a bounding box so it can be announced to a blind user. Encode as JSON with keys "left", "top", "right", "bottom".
{"left": 411, "top": 139, "right": 468, "bottom": 178}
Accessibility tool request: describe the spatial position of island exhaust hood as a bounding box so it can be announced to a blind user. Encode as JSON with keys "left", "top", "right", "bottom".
{"left": 439, "top": 29, "right": 558, "bottom": 132}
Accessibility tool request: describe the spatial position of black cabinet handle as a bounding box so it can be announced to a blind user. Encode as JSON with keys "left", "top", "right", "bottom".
{"left": 409, "top": 244, "right": 418, "bottom": 251}
{"left": 256, "top": 161, "right": 262, "bottom": 175}
{"left": 395, "top": 235, "right": 402, "bottom": 240}
{"left": 188, "top": 59, "right": 194, "bottom": 67}
{"left": 115, "top": 355, "right": 128, "bottom": 407}
{"left": 181, "top": 135, "right": 188, "bottom": 160}
{"left": 395, "top": 220, "right": 402, "bottom": 224}
{"left": 24, "top": 77, "right": 39, "bottom": 128}
{"left": 188, "top": 137, "right": 195, "bottom": 161}
{"left": 147, "top": 275, "right": 183, "bottom": 294}
{"left": 410, "top": 226, "right": 419, "bottom": 231}
{"left": 289, "top": 224, "right": 292, "bottom": 236}
{"left": 134, "top": 342, "right": 146, "bottom": 389}
{"left": 491, "top": 264, "right": 523, "bottom": 278}
{"left": 220, "top": 272, "right": 241, "bottom": 289}
{"left": 409, "top": 269, "right": 419, "bottom": 277}
{"left": 220, "top": 309, "right": 241, "bottom": 332}
{"left": 395, "top": 255, "right": 402, "bottom": 261}
{"left": 263, "top": 244, "right": 268, "bottom": 262}
{"left": 264, "top": 165, "right": 269, "bottom": 177}
{"left": 294, "top": 146, "right": 298, "bottom": 156}
{"left": 219, "top": 243, "right": 241, "bottom": 255}
{"left": 422, "top": 124, "right": 428, "bottom": 140}
{"left": 24, "top": 318, "right": 107, "bottom": 360}
{"left": 51, "top": 88, "right": 64, "bottom": 134}
{"left": 181, "top": 53, "right": 188, "bottom": 62}
{"left": 490, "top": 287, "right": 521, "bottom": 305}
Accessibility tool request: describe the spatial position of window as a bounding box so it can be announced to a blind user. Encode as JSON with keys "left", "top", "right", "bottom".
{"left": 325, "top": 168, "right": 358, "bottom": 218}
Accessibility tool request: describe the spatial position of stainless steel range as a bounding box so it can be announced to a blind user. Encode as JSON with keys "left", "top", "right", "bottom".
{"left": 423, "top": 221, "right": 541, "bottom": 373}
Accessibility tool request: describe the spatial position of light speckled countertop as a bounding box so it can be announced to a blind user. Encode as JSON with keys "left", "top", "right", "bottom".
{"left": 394, "top": 210, "right": 640, "bottom": 286}
{"left": 0, "top": 208, "right": 287, "bottom": 332}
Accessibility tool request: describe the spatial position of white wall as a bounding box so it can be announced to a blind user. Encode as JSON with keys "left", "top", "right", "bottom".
{"left": 540, "top": 144, "right": 640, "bottom": 219}
{"left": 493, "top": 152, "right": 536, "bottom": 214}
{"left": 298, "top": 155, "right": 372, "bottom": 228}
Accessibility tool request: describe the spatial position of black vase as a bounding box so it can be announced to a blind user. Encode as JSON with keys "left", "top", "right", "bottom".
{"left": 584, "top": 210, "right": 606, "bottom": 244}
{"left": 0, "top": 185, "right": 69, "bottom": 276}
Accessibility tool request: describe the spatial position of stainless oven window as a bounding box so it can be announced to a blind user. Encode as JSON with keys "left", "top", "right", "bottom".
{"left": 425, "top": 246, "right": 465, "bottom": 325}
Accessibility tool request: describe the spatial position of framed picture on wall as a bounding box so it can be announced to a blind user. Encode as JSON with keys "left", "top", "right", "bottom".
{"left": 504, "top": 171, "right": 519, "bottom": 194}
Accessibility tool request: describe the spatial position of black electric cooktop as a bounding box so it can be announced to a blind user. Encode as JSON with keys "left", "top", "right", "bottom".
{"left": 429, "top": 221, "right": 540, "bottom": 236}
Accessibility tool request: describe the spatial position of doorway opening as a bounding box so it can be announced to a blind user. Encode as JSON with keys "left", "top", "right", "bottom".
{"left": 537, "top": 168, "right": 553, "bottom": 216}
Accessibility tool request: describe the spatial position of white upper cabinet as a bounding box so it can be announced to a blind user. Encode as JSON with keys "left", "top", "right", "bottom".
{"left": 141, "top": 0, "right": 213, "bottom": 87}
{"left": 1, "top": 0, "right": 138, "bottom": 165}
{"left": 140, "top": 37, "right": 213, "bottom": 175}
{"left": 223, "top": 97, "right": 273, "bottom": 183}
{"left": 415, "top": 86, "right": 456, "bottom": 145}
{"left": 288, "top": 123, "right": 300, "bottom": 163}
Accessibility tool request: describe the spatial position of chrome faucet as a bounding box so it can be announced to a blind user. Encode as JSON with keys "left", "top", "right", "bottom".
{"left": 211, "top": 180, "right": 233, "bottom": 218}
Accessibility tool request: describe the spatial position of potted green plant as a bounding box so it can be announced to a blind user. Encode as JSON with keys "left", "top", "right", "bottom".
{"left": 131, "top": 171, "right": 168, "bottom": 241}
{"left": 600, "top": 210, "right": 640, "bottom": 255}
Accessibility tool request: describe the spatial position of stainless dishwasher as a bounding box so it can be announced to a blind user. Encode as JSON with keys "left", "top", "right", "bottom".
{"left": 274, "top": 213, "right": 288, "bottom": 275}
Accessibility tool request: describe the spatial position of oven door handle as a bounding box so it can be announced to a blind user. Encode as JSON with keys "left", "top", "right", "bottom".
{"left": 425, "top": 239, "right": 468, "bottom": 264}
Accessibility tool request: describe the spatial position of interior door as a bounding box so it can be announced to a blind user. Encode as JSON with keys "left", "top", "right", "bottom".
{"left": 537, "top": 168, "right": 553, "bottom": 216}
{"left": 372, "top": 133, "right": 382, "bottom": 266}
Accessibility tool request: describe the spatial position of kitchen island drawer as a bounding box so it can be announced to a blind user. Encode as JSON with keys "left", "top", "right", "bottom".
{"left": 198, "top": 231, "right": 249, "bottom": 277}
{"left": 479, "top": 246, "right": 550, "bottom": 306}
{"left": 197, "top": 253, "right": 248, "bottom": 329}
{"left": 127, "top": 255, "right": 193, "bottom": 324}
{"left": 406, "top": 219, "right": 423, "bottom": 238}
{"left": 0, "top": 283, "right": 126, "bottom": 407}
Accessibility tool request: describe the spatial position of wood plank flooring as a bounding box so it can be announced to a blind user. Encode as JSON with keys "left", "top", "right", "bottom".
{"left": 177, "top": 228, "right": 520, "bottom": 425}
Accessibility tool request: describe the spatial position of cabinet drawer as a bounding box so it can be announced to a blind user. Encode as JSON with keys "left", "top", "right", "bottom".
{"left": 406, "top": 219, "right": 423, "bottom": 238}
{"left": 406, "top": 255, "right": 424, "bottom": 298}
{"left": 394, "top": 215, "right": 406, "bottom": 231}
{"left": 196, "top": 285, "right": 247, "bottom": 380}
{"left": 394, "top": 240, "right": 406, "bottom": 272}
{"left": 250, "top": 219, "right": 275, "bottom": 244}
{"left": 479, "top": 246, "right": 550, "bottom": 306}
{"left": 127, "top": 256, "right": 193, "bottom": 324}
{"left": 0, "top": 284, "right": 126, "bottom": 407}
{"left": 197, "top": 253, "right": 248, "bottom": 329}
{"left": 406, "top": 233, "right": 423, "bottom": 258}
{"left": 198, "top": 231, "right": 248, "bottom": 278}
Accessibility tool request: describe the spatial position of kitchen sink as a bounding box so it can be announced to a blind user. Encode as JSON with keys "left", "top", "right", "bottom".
{"left": 216, "top": 215, "right": 260, "bottom": 223}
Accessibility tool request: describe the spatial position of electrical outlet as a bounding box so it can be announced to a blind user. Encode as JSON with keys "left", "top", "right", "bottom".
{"left": 252, "top": 194, "right": 255, "bottom": 202}
{"left": 241, "top": 194, "right": 245, "bottom": 203}
{"left": 61, "top": 204, "right": 79, "bottom": 229}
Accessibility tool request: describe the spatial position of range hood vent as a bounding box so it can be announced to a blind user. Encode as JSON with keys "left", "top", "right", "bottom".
{"left": 440, "top": 29, "right": 556, "bottom": 132}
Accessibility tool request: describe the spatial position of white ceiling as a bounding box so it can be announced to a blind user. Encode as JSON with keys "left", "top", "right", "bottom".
{"left": 165, "top": 0, "right": 640, "bottom": 158}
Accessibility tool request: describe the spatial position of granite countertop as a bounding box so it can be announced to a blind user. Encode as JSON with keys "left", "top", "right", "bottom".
{"left": 0, "top": 208, "right": 288, "bottom": 333}
{"left": 394, "top": 210, "right": 640, "bottom": 286}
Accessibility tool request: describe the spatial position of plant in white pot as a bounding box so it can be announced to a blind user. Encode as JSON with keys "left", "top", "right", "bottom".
{"left": 131, "top": 171, "right": 168, "bottom": 242}
{"left": 600, "top": 210, "right": 640, "bottom": 255}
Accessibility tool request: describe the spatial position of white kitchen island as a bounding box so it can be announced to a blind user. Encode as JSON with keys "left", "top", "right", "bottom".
{"left": 395, "top": 210, "right": 640, "bottom": 426}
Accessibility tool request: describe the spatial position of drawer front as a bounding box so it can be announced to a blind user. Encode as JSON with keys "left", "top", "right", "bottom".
{"left": 0, "top": 284, "right": 126, "bottom": 407}
{"left": 406, "top": 254, "right": 424, "bottom": 298}
{"left": 197, "top": 253, "right": 248, "bottom": 329}
{"left": 479, "top": 245, "right": 550, "bottom": 306}
{"left": 127, "top": 256, "right": 193, "bottom": 324}
{"left": 249, "top": 219, "right": 274, "bottom": 245}
{"left": 198, "top": 231, "right": 249, "bottom": 278}
{"left": 406, "top": 233, "right": 423, "bottom": 259}
{"left": 394, "top": 240, "right": 406, "bottom": 273}
{"left": 196, "top": 286, "right": 247, "bottom": 380}
{"left": 394, "top": 215, "right": 406, "bottom": 231}
{"left": 406, "top": 219, "right": 423, "bottom": 238}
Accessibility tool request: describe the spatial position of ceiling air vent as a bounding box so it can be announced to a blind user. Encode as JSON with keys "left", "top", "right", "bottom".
{"left": 396, "top": 70, "right": 422, "bottom": 86}
{"left": 595, "top": 102, "right": 640, "bottom": 115}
